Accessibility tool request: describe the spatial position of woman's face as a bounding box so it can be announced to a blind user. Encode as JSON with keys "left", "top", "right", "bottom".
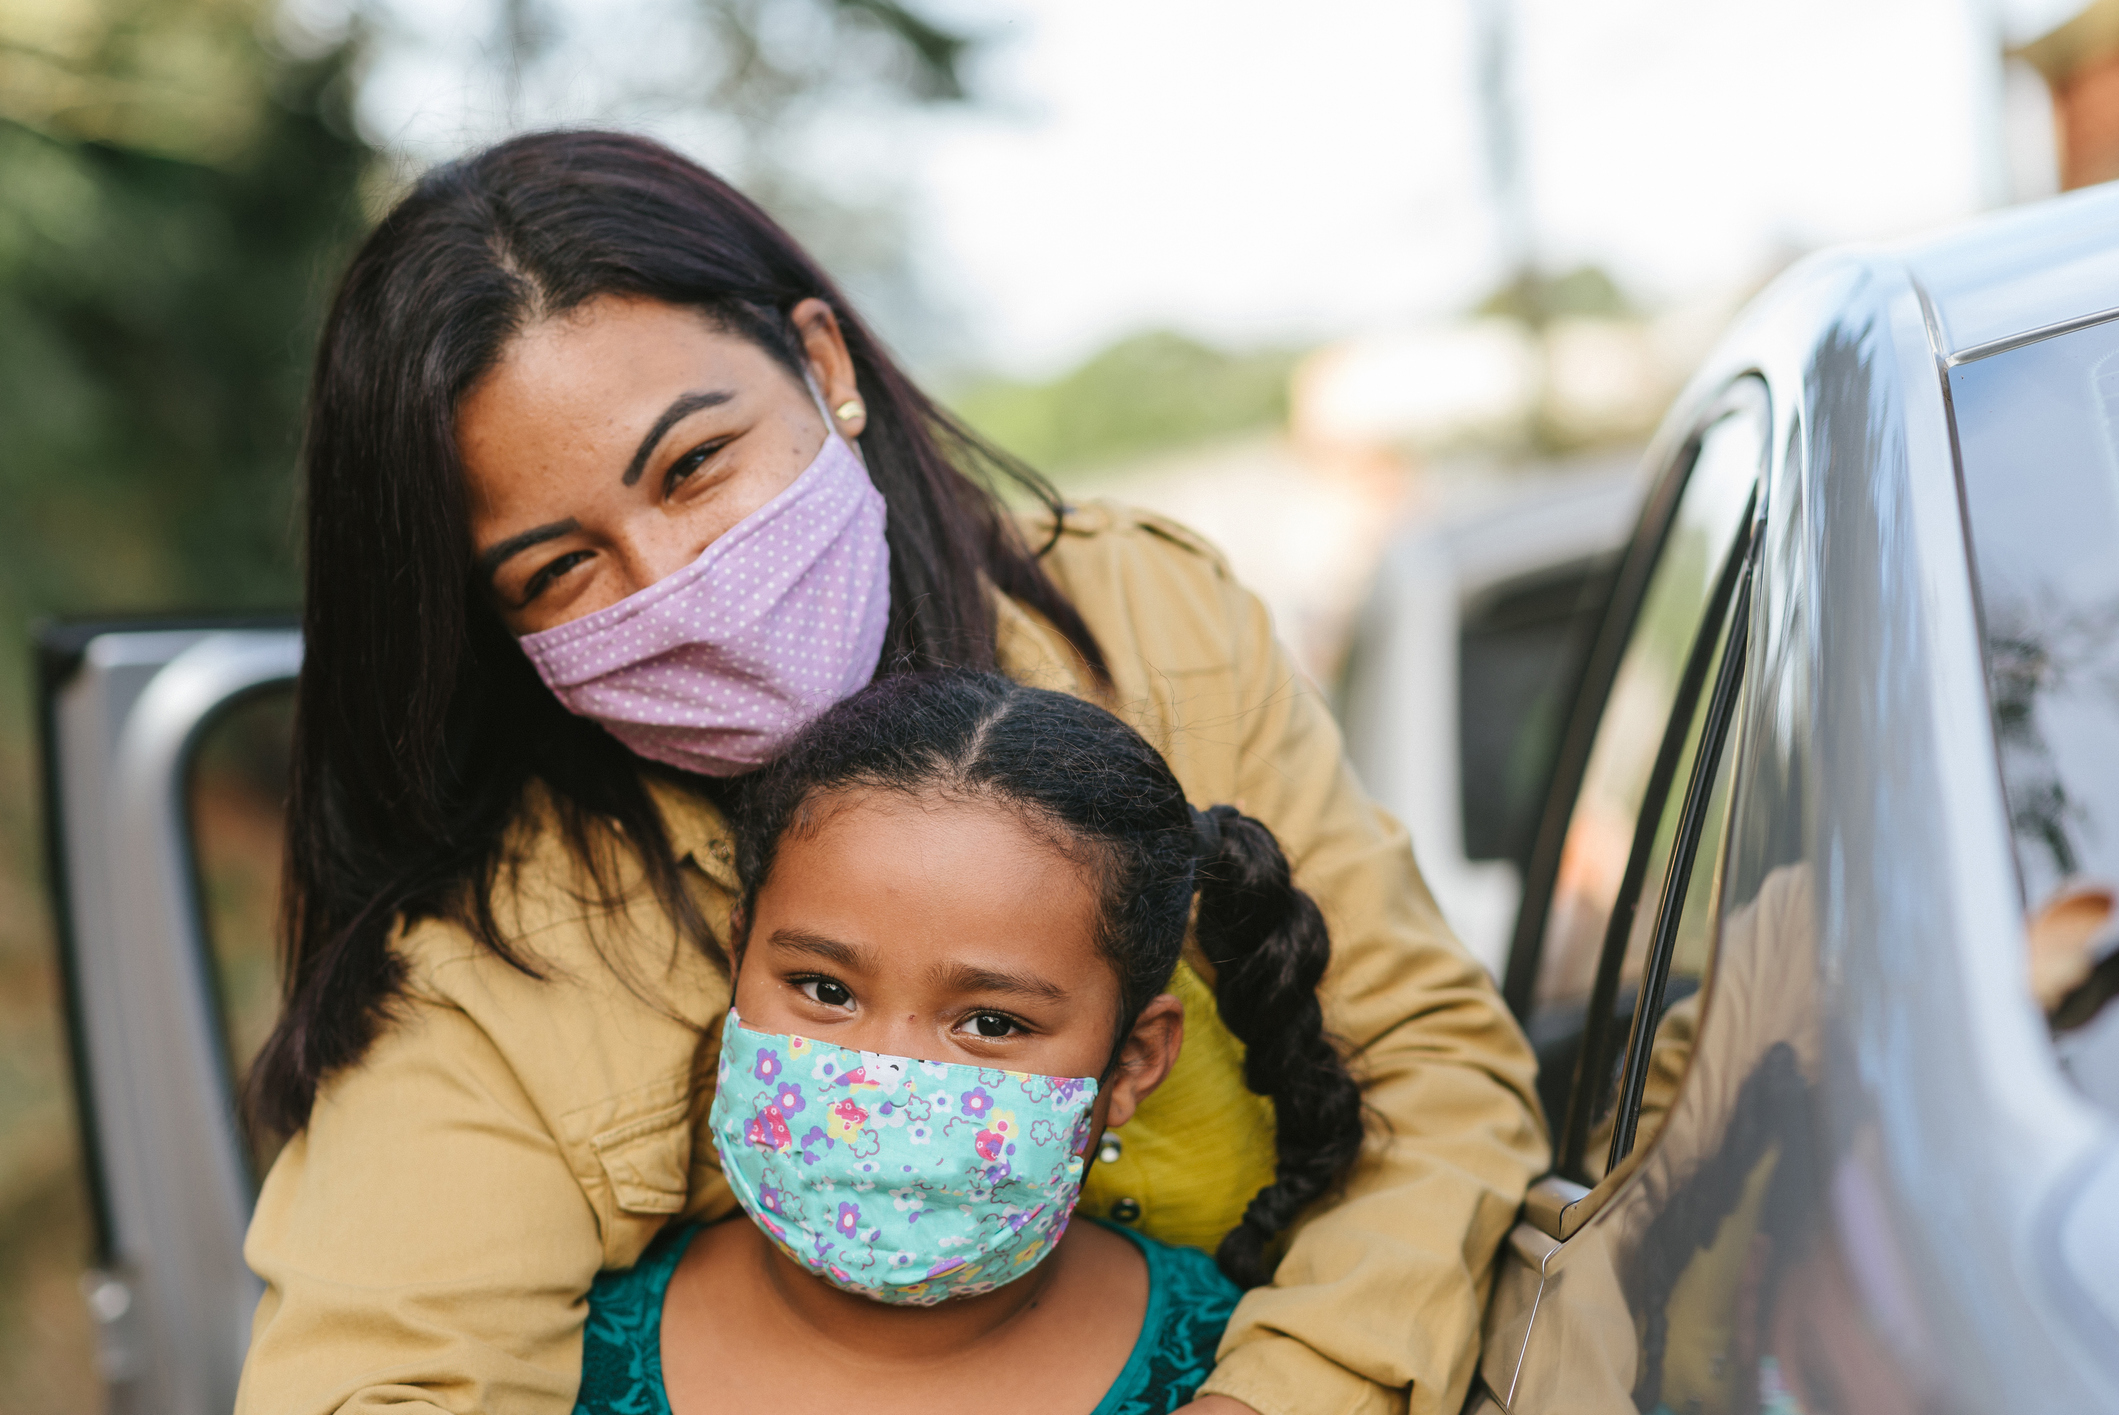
{"left": 458, "top": 294, "right": 867, "bottom": 635}
{"left": 734, "top": 789, "right": 1183, "bottom": 1135}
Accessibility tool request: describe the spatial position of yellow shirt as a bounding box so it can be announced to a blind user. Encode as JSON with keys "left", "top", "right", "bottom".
{"left": 236, "top": 502, "right": 1548, "bottom": 1415}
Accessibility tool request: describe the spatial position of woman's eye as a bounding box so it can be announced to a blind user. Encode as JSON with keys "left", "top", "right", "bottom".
{"left": 663, "top": 441, "right": 723, "bottom": 495}
{"left": 521, "top": 550, "right": 591, "bottom": 605}
{"left": 799, "top": 978, "right": 853, "bottom": 1009}
{"left": 970, "top": 1013, "right": 1017, "bottom": 1039}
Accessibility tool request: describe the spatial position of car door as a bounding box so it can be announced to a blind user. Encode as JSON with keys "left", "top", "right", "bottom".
{"left": 38, "top": 618, "right": 299, "bottom": 1415}
{"left": 1475, "top": 380, "right": 1774, "bottom": 1412}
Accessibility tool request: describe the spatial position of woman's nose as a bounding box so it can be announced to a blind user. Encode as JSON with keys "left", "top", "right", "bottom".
{"left": 606, "top": 519, "right": 712, "bottom": 597}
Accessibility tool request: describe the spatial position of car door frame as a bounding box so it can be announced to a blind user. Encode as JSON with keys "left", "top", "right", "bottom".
{"left": 38, "top": 617, "right": 301, "bottom": 1415}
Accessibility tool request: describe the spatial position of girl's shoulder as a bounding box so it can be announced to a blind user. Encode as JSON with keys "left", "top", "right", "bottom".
{"left": 1092, "top": 1223, "right": 1244, "bottom": 1415}
{"left": 576, "top": 1223, "right": 704, "bottom": 1415}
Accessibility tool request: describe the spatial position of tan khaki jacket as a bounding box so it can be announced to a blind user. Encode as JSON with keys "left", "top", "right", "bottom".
{"left": 237, "top": 503, "right": 1548, "bottom": 1415}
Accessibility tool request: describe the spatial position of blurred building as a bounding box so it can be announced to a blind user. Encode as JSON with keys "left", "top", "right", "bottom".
{"left": 2017, "top": 0, "right": 2119, "bottom": 189}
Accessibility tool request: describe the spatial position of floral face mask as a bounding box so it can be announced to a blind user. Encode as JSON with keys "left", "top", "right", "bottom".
{"left": 708, "top": 1009, "right": 1100, "bottom": 1305}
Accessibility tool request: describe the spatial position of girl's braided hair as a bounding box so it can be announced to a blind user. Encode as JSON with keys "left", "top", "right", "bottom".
{"left": 731, "top": 669, "right": 1367, "bottom": 1287}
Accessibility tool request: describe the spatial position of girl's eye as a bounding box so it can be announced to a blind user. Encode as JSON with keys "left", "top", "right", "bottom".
{"left": 970, "top": 1013, "right": 1017, "bottom": 1039}
{"left": 799, "top": 978, "right": 853, "bottom": 1009}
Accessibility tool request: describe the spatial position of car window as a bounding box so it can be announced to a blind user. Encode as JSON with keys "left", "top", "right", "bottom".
{"left": 1567, "top": 561, "right": 1750, "bottom": 1181}
{"left": 186, "top": 684, "right": 293, "bottom": 1181}
{"left": 1458, "top": 557, "right": 1613, "bottom": 869}
{"left": 1533, "top": 398, "right": 1763, "bottom": 1019}
{"left": 1953, "top": 317, "right": 2119, "bottom": 1105}
{"left": 1599, "top": 644, "right": 1743, "bottom": 1176}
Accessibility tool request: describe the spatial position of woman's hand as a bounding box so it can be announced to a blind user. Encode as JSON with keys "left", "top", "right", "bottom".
{"left": 1174, "top": 1398, "right": 1261, "bottom": 1414}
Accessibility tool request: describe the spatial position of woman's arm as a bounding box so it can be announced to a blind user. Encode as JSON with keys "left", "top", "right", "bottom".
{"left": 1040, "top": 508, "right": 1548, "bottom": 1415}
{"left": 238, "top": 996, "right": 606, "bottom": 1414}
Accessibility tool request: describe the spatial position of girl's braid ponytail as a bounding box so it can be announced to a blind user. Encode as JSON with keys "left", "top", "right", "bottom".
{"left": 1192, "top": 803, "right": 1368, "bottom": 1288}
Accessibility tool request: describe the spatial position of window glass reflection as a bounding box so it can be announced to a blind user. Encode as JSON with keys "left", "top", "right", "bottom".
{"left": 1954, "top": 322, "right": 2119, "bottom": 1108}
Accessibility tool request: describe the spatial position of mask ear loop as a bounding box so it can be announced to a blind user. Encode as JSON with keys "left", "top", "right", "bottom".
{"left": 802, "top": 370, "right": 866, "bottom": 466}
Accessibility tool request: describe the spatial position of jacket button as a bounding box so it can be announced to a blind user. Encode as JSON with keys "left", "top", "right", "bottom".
{"left": 1097, "top": 1134, "right": 1122, "bottom": 1164}
{"left": 1109, "top": 1197, "right": 1142, "bottom": 1223}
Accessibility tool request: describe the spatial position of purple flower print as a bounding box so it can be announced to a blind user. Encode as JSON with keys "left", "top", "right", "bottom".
{"left": 836, "top": 1202, "right": 861, "bottom": 1237}
{"left": 751, "top": 1048, "right": 781, "bottom": 1083}
{"left": 773, "top": 1081, "right": 806, "bottom": 1114}
{"left": 799, "top": 1125, "right": 833, "bottom": 1165}
{"left": 758, "top": 1181, "right": 784, "bottom": 1214}
{"left": 961, "top": 1087, "right": 994, "bottom": 1121}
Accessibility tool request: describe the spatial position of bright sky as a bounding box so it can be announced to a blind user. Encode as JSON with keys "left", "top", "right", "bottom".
{"left": 328, "top": 0, "right": 2088, "bottom": 377}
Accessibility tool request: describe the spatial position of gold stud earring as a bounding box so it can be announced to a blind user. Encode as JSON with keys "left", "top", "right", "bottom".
{"left": 834, "top": 399, "right": 864, "bottom": 423}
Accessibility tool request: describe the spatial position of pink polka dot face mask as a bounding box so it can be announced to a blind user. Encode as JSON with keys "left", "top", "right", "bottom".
{"left": 516, "top": 433, "right": 891, "bottom": 776}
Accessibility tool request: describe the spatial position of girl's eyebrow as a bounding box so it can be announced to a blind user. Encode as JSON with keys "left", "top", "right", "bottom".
{"left": 933, "top": 962, "right": 1067, "bottom": 1003}
{"left": 765, "top": 928, "right": 865, "bottom": 968}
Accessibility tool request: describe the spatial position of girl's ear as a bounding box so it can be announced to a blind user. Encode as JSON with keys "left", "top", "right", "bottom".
{"left": 728, "top": 904, "right": 751, "bottom": 973}
{"left": 1100, "top": 994, "right": 1185, "bottom": 1131}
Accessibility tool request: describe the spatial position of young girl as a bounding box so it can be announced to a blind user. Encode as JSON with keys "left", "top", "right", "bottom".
{"left": 573, "top": 670, "right": 1366, "bottom": 1414}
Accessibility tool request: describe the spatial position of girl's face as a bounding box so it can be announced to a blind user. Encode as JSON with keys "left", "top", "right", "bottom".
{"left": 734, "top": 789, "right": 1183, "bottom": 1134}
{"left": 457, "top": 294, "right": 867, "bottom": 636}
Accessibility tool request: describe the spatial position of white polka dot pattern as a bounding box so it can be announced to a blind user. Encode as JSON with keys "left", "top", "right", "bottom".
{"left": 517, "top": 435, "right": 892, "bottom": 776}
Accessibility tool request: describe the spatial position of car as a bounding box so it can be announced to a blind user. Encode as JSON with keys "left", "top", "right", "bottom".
{"left": 1338, "top": 462, "right": 1642, "bottom": 982}
{"left": 1470, "top": 183, "right": 2119, "bottom": 1412}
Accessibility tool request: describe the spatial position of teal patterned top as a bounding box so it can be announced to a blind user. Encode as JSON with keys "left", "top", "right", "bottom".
{"left": 575, "top": 1220, "right": 1242, "bottom": 1415}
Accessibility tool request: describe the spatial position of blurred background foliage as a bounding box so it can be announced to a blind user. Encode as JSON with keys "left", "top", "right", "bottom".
{"left": 0, "top": 2, "right": 370, "bottom": 1406}
{"left": 948, "top": 330, "right": 1298, "bottom": 480}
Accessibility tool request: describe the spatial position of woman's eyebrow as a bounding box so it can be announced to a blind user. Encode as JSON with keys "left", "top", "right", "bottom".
{"left": 766, "top": 928, "right": 865, "bottom": 969}
{"left": 621, "top": 389, "right": 735, "bottom": 486}
{"left": 476, "top": 518, "right": 580, "bottom": 581}
{"left": 934, "top": 962, "right": 1067, "bottom": 1003}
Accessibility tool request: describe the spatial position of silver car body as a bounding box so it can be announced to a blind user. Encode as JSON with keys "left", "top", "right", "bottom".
{"left": 1480, "top": 185, "right": 2119, "bottom": 1411}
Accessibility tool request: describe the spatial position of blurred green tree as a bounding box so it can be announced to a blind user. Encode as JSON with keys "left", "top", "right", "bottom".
{"left": 949, "top": 330, "right": 1298, "bottom": 481}
{"left": 0, "top": 2, "right": 371, "bottom": 623}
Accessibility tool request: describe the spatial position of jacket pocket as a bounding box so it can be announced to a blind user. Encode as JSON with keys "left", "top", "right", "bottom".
{"left": 590, "top": 1101, "right": 693, "bottom": 1215}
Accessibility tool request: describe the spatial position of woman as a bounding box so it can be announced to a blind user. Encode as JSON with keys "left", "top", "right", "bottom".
{"left": 236, "top": 129, "right": 1545, "bottom": 1415}
{"left": 581, "top": 667, "right": 1365, "bottom": 1414}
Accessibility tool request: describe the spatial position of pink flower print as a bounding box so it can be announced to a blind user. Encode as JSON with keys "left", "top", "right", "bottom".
{"left": 826, "top": 1097, "right": 869, "bottom": 1142}
{"left": 746, "top": 1106, "right": 793, "bottom": 1151}
{"left": 773, "top": 1081, "right": 806, "bottom": 1115}
{"left": 836, "top": 1202, "right": 862, "bottom": 1238}
{"left": 960, "top": 1087, "right": 995, "bottom": 1122}
{"left": 751, "top": 1048, "right": 781, "bottom": 1083}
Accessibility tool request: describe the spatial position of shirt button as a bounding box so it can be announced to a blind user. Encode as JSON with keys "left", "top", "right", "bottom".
{"left": 1097, "top": 1134, "right": 1122, "bottom": 1164}
{"left": 1109, "top": 1198, "right": 1142, "bottom": 1224}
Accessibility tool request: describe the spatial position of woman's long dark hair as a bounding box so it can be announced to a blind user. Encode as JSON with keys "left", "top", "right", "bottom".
{"left": 250, "top": 130, "right": 1106, "bottom": 1138}
{"left": 730, "top": 670, "right": 1367, "bottom": 1288}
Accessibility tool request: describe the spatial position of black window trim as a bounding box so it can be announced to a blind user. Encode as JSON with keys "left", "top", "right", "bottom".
{"left": 1502, "top": 377, "right": 1773, "bottom": 1021}
{"left": 1555, "top": 498, "right": 1758, "bottom": 1178}
{"left": 1605, "top": 547, "right": 1754, "bottom": 1172}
